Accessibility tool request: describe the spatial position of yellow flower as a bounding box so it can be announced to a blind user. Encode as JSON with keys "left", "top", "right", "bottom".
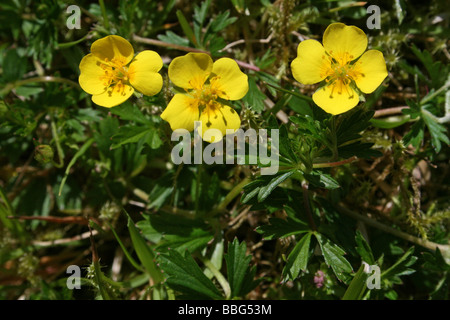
{"left": 79, "top": 35, "right": 163, "bottom": 108}
{"left": 291, "top": 23, "right": 388, "bottom": 115}
{"left": 161, "top": 52, "right": 248, "bottom": 143}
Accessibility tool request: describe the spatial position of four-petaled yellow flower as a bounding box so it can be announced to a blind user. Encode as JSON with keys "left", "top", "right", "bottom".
{"left": 291, "top": 23, "right": 388, "bottom": 115}
{"left": 161, "top": 53, "right": 248, "bottom": 143}
{"left": 79, "top": 35, "right": 163, "bottom": 108}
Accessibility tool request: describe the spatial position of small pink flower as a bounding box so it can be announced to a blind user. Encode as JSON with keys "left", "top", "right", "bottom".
{"left": 314, "top": 270, "right": 325, "bottom": 288}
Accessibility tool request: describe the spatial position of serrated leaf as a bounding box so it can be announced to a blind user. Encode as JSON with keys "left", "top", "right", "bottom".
{"left": 137, "top": 213, "right": 213, "bottom": 253}
{"left": 157, "top": 30, "right": 190, "bottom": 47}
{"left": 381, "top": 247, "right": 417, "bottom": 280}
{"left": 224, "top": 239, "right": 259, "bottom": 298}
{"left": 402, "top": 119, "right": 425, "bottom": 149}
{"left": 111, "top": 125, "right": 161, "bottom": 150}
{"left": 108, "top": 102, "right": 151, "bottom": 125}
{"left": 422, "top": 109, "right": 450, "bottom": 153}
{"left": 209, "top": 10, "right": 237, "bottom": 32}
{"left": 282, "top": 232, "right": 312, "bottom": 280}
{"left": 256, "top": 217, "right": 309, "bottom": 240}
{"left": 355, "top": 231, "right": 375, "bottom": 265}
{"left": 159, "top": 249, "right": 223, "bottom": 300}
{"left": 315, "top": 233, "right": 353, "bottom": 282}
{"left": 336, "top": 109, "right": 374, "bottom": 145}
{"left": 257, "top": 170, "right": 295, "bottom": 202}
{"left": 243, "top": 77, "right": 266, "bottom": 113}
{"left": 304, "top": 171, "right": 340, "bottom": 189}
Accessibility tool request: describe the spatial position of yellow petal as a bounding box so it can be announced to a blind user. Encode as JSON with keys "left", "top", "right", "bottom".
{"left": 128, "top": 50, "right": 163, "bottom": 96}
{"left": 91, "top": 84, "right": 134, "bottom": 108}
{"left": 78, "top": 53, "right": 108, "bottom": 95}
{"left": 352, "top": 50, "right": 388, "bottom": 94}
{"left": 291, "top": 40, "right": 331, "bottom": 85}
{"left": 210, "top": 58, "right": 248, "bottom": 100}
{"left": 323, "top": 23, "right": 367, "bottom": 65}
{"left": 312, "top": 82, "right": 359, "bottom": 115}
{"left": 91, "top": 35, "right": 134, "bottom": 65}
{"left": 161, "top": 94, "right": 200, "bottom": 132}
{"left": 168, "top": 53, "right": 213, "bottom": 89}
{"left": 198, "top": 104, "right": 241, "bottom": 143}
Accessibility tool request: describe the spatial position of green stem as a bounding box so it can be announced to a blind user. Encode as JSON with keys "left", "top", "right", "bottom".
{"left": 195, "top": 164, "right": 203, "bottom": 217}
{"left": 0, "top": 76, "right": 79, "bottom": 96}
{"left": 215, "top": 177, "right": 251, "bottom": 213}
{"left": 98, "top": 0, "right": 110, "bottom": 29}
{"left": 50, "top": 117, "right": 64, "bottom": 168}
{"left": 200, "top": 256, "right": 231, "bottom": 299}
{"left": 420, "top": 79, "right": 450, "bottom": 105}
{"left": 329, "top": 116, "right": 338, "bottom": 161}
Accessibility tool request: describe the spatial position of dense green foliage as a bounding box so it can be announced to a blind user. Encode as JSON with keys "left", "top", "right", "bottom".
{"left": 0, "top": 0, "right": 449, "bottom": 300}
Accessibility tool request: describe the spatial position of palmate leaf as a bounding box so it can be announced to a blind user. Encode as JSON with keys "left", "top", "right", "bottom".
{"left": 422, "top": 108, "right": 450, "bottom": 153}
{"left": 159, "top": 249, "right": 223, "bottom": 300}
{"left": 241, "top": 170, "right": 296, "bottom": 204}
{"left": 381, "top": 247, "right": 417, "bottom": 281}
{"left": 111, "top": 125, "right": 162, "bottom": 150}
{"left": 256, "top": 217, "right": 310, "bottom": 240}
{"left": 137, "top": 213, "right": 213, "bottom": 253}
{"left": 108, "top": 102, "right": 151, "bottom": 125}
{"left": 224, "top": 239, "right": 260, "bottom": 298}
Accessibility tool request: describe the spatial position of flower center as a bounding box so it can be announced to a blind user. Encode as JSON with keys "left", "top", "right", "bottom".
{"left": 322, "top": 53, "right": 365, "bottom": 99}
{"left": 189, "top": 76, "right": 227, "bottom": 128}
{"left": 99, "top": 58, "right": 130, "bottom": 95}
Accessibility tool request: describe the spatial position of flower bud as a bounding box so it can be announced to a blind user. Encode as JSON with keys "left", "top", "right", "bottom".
{"left": 34, "top": 145, "right": 54, "bottom": 164}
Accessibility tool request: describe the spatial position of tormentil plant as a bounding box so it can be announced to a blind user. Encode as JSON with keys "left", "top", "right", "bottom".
{"left": 291, "top": 22, "right": 388, "bottom": 115}
{"left": 160, "top": 52, "right": 249, "bottom": 143}
{"left": 78, "top": 35, "right": 163, "bottom": 108}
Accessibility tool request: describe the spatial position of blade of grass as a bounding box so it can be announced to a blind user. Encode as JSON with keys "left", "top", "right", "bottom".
{"left": 176, "top": 10, "right": 197, "bottom": 46}
{"left": 58, "top": 138, "right": 94, "bottom": 196}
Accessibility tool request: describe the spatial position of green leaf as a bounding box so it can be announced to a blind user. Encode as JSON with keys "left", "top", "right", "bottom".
{"left": 2, "top": 49, "right": 27, "bottom": 82}
{"left": 58, "top": 138, "right": 94, "bottom": 197}
{"left": 137, "top": 213, "right": 213, "bottom": 253}
{"left": 422, "top": 108, "right": 450, "bottom": 153}
{"left": 402, "top": 119, "right": 424, "bottom": 149}
{"left": 315, "top": 233, "right": 353, "bottom": 282}
{"left": 355, "top": 231, "right": 375, "bottom": 265}
{"left": 224, "top": 238, "right": 260, "bottom": 298}
{"left": 209, "top": 10, "right": 237, "bottom": 33}
{"left": 256, "top": 217, "right": 309, "bottom": 240}
{"left": 111, "top": 125, "right": 162, "bottom": 150}
{"left": 304, "top": 171, "right": 340, "bottom": 190}
{"left": 159, "top": 249, "right": 223, "bottom": 299}
{"left": 282, "top": 232, "right": 312, "bottom": 280}
{"left": 370, "top": 115, "right": 410, "bottom": 129}
{"left": 342, "top": 263, "right": 369, "bottom": 300}
{"left": 108, "top": 102, "right": 151, "bottom": 125}
{"left": 176, "top": 10, "right": 197, "bottom": 46}
{"left": 381, "top": 247, "right": 417, "bottom": 280}
{"left": 157, "top": 30, "right": 190, "bottom": 47}
{"left": 336, "top": 109, "right": 374, "bottom": 145}
{"left": 257, "top": 170, "right": 295, "bottom": 202}
{"left": 243, "top": 77, "right": 266, "bottom": 113}
{"left": 127, "top": 212, "right": 164, "bottom": 283}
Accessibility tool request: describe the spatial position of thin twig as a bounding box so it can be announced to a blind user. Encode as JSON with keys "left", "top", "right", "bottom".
{"left": 373, "top": 106, "right": 409, "bottom": 118}
{"left": 337, "top": 205, "right": 450, "bottom": 256}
